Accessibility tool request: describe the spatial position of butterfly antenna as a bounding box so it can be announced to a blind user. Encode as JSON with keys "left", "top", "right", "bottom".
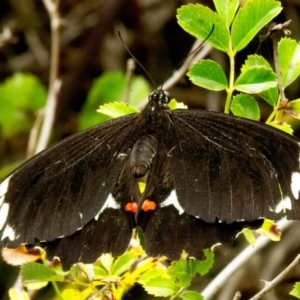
{"left": 174, "top": 24, "right": 214, "bottom": 72}
{"left": 118, "top": 31, "right": 156, "bottom": 88}
{"left": 160, "top": 24, "right": 214, "bottom": 92}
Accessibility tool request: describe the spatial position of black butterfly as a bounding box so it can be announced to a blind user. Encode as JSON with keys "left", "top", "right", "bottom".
{"left": 1, "top": 89, "right": 300, "bottom": 270}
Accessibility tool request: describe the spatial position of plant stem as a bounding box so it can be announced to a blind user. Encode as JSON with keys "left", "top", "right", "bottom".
{"left": 224, "top": 51, "right": 235, "bottom": 114}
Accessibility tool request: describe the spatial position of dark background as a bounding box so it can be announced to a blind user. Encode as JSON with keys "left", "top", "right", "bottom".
{"left": 0, "top": 0, "right": 300, "bottom": 299}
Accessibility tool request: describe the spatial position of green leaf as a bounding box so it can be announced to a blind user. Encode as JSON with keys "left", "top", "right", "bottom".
{"left": 188, "top": 60, "right": 228, "bottom": 91}
{"left": 93, "top": 265, "right": 109, "bottom": 280}
{"left": 25, "top": 282, "right": 48, "bottom": 290}
{"left": 9, "top": 289, "right": 30, "bottom": 300}
{"left": 180, "top": 291, "right": 204, "bottom": 300}
{"left": 112, "top": 252, "right": 137, "bottom": 276}
{"left": 21, "top": 262, "right": 64, "bottom": 284}
{"left": 242, "top": 228, "right": 257, "bottom": 246}
{"left": 231, "top": 0, "right": 282, "bottom": 52}
{"left": 230, "top": 94, "right": 260, "bottom": 120}
{"left": 241, "top": 55, "right": 273, "bottom": 72}
{"left": 214, "top": 0, "right": 239, "bottom": 28}
{"left": 290, "top": 282, "right": 300, "bottom": 299}
{"left": 0, "top": 73, "right": 47, "bottom": 137}
{"left": 98, "top": 253, "right": 114, "bottom": 273}
{"left": 168, "top": 259, "right": 192, "bottom": 288}
{"left": 268, "top": 121, "right": 293, "bottom": 135}
{"left": 283, "top": 99, "right": 300, "bottom": 119}
{"left": 177, "top": 4, "right": 230, "bottom": 52}
{"left": 78, "top": 263, "right": 94, "bottom": 281}
{"left": 139, "top": 268, "right": 168, "bottom": 283}
{"left": 62, "top": 288, "right": 94, "bottom": 300}
{"left": 235, "top": 67, "right": 277, "bottom": 93}
{"left": 259, "top": 87, "right": 278, "bottom": 106}
{"left": 80, "top": 72, "right": 149, "bottom": 129}
{"left": 189, "top": 249, "right": 215, "bottom": 276}
{"left": 143, "top": 278, "right": 178, "bottom": 297}
{"left": 168, "top": 99, "right": 188, "bottom": 110}
{"left": 278, "top": 37, "right": 300, "bottom": 88}
{"left": 97, "top": 102, "right": 139, "bottom": 118}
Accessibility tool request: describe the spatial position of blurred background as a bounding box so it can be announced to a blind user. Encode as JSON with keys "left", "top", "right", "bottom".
{"left": 0, "top": 0, "right": 300, "bottom": 299}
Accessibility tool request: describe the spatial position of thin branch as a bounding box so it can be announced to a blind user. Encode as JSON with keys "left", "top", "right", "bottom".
{"left": 35, "top": 0, "right": 61, "bottom": 153}
{"left": 232, "top": 291, "right": 241, "bottom": 300}
{"left": 249, "top": 253, "right": 300, "bottom": 300}
{"left": 123, "top": 58, "right": 136, "bottom": 104}
{"left": 201, "top": 219, "right": 292, "bottom": 300}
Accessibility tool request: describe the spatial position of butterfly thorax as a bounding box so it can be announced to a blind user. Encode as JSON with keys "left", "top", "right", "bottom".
{"left": 141, "top": 89, "right": 171, "bottom": 133}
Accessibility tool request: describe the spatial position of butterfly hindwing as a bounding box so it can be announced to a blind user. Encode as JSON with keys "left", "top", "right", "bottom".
{"left": 0, "top": 114, "right": 144, "bottom": 248}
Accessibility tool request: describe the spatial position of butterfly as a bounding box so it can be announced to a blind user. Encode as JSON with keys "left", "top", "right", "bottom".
{"left": 1, "top": 89, "right": 300, "bottom": 270}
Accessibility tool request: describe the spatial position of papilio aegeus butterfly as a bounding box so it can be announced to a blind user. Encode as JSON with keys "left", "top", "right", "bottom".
{"left": 0, "top": 89, "right": 300, "bottom": 270}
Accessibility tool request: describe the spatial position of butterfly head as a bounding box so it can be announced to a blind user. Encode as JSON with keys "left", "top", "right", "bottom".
{"left": 148, "top": 89, "right": 170, "bottom": 111}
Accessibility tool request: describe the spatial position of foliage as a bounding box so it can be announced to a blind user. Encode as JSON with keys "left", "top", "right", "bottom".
{"left": 12, "top": 244, "right": 214, "bottom": 300}
{"left": 178, "top": 0, "right": 300, "bottom": 135}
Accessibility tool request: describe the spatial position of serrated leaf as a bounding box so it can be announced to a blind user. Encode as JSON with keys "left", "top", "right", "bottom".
{"left": 259, "top": 86, "right": 278, "bottom": 106}
{"left": 112, "top": 252, "right": 137, "bottom": 276}
{"left": 97, "top": 102, "right": 139, "bottom": 118}
{"left": 242, "top": 228, "right": 257, "bottom": 246}
{"left": 235, "top": 67, "right": 277, "bottom": 93}
{"left": 232, "top": 0, "right": 282, "bottom": 52}
{"left": 241, "top": 55, "right": 273, "bottom": 73}
{"left": 180, "top": 291, "right": 204, "bottom": 300}
{"left": 143, "top": 278, "right": 178, "bottom": 297}
{"left": 177, "top": 4, "right": 230, "bottom": 52}
{"left": 189, "top": 249, "right": 214, "bottom": 276}
{"left": 139, "top": 268, "right": 168, "bottom": 283}
{"left": 78, "top": 263, "right": 94, "bottom": 281}
{"left": 21, "top": 262, "right": 64, "bottom": 284}
{"left": 80, "top": 72, "right": 149, "bottom": 129}
{"left": 98, "top": 254, "right": 114, "bottom": 273}
{"left": 230, "top": 94, "right": 260, "bottom": 120}
{"left": 268, "top": 121, "right": 293, "bottom": 135}
{"left": 188, "top": 60, "right": 228, "bottom": 91}
{"left": 290, "top": 282, "right": 300, "bottom": 299}
{"left": 278, "top": 37, "right": 300, "bottom": 88}
{"left": 214, "top": 0, "right": 239, "bottom": 28}
{"left": 93, "top": 265, "right": 109, "bottom": 280}
{"left": 168, "top": 99, "right": 188, "bottom": 110}
{"left": 168, "top": 259, "right": 192, "bottom": 288}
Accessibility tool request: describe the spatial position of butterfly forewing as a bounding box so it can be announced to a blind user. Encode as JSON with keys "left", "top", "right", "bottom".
{"left": 165, "top": 109, "right": 300, "bottom": 222}
{"left": 0, "top": 114, "right": 143, "bottom": 247}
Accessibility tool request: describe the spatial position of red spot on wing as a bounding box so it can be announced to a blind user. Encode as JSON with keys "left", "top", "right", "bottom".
{"left": 141, "top": 199, "right": 156, "bottom": 212}
{"left": 125, "top": 202, "right": 137, "bottom": 213}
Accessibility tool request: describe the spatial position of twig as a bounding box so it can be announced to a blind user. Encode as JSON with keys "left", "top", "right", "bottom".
{"left": 123, "top": 58, "right": 136, "bottom": 104}
{"left": 26, "top": 109, "right": 45, "bottom": 158}
{"left": 232, "top": 291, "right": 241, "bottom": 300}
{"left": 201, "top": 219, "right": 292, "bottom": 300}
{"left": 35, "top": 0, "right": 62, "bottom": 153}
{"left": 249, "top": 253, "right": 300, "bottom": 300}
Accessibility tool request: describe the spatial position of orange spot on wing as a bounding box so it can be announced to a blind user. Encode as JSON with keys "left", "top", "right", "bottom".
{"left": 141, "top": 199, "right": 156, "bottom": 212}
{"left": 125, "top": 202, "right": 137, "bottom": 213}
